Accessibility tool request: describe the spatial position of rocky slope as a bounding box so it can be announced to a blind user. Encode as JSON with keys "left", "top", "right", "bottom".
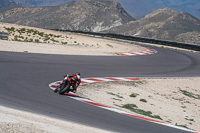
{"left": 117, "top": 0, "right": 200, "bottom": 20}
{"left": 108, "top": 8, "right": 200, "bottom": 44}
{"left": 11, "top": 0, "right": 200, "bottom": 20}
{"left": 0, "top": 0, "right": 135, "bottom": 32}
{"left": 175, "top": 32, "right": 200, "bottom": 45}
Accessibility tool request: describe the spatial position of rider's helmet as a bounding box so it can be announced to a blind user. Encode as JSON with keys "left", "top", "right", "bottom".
{"left": 76, "top": 72, "right": 81, "bottom": 79}
{"left": 76, "top": 72, "right": 80, "bottom": 76}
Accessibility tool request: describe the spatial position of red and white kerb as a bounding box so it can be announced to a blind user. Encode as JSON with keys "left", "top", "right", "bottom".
{"left": 120, "top": 48, "right": 157, "bottom": 56}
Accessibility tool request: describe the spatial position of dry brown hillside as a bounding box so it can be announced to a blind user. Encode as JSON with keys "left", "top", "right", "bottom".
{"left": 0, "top": 0, "right": 135, "bottom": 32}
{"left": 108, "top": 8, "right": 200, "bottom": 45}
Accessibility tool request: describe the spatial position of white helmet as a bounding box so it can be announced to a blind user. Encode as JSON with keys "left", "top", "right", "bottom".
{"left": 76, "top": 72, "right": 81, "bottom": 79}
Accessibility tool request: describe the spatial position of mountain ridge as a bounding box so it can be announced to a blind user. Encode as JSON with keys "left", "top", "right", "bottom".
{"left": 10, "top": 0, "right": 200, "bottom": 19}
{"left": 0, "top": 1, "right": 200, "bottom": 44}
{"left": 0, "top": 0, "right": 135, "bottom": 32}
{"left": 107, "top": 8, "right": 200, "bottom": 44}
{"left": 0, "top": 0, "right": 20, "bottom": 9}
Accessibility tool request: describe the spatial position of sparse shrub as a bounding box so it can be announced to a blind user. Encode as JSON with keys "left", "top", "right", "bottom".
{"left": 130, "top": 93, "right": 139, "bottom": 98}
{"left": 51, "top": 38, "right": 59, "bottom": 43}
{"left": 181, "top": 106, "right": 186, "bottom": 108}
{"left": 122, "top": 104, "right": 138, "bottom": 109}
{"left": 14, "top": 35, "right": 19, "bottom": 41}
{"left": 107, "top": 92, "right": 123, "bottom": 99}
{"left": 33, "top": 30, "right": 38, "bottom": 35}
{"left": 24, "top": 39, "right": 29, "bottom": 42}
{"left": 180, "top": 89, "right": 200, "bottom": 99}
{"left": 49, "top": 34, "right": 53, "bottom": 37}
{"left": 5, "top": 27, "right": 15, "bottom": 32}
{"left": 175, "top": 123, "right": 188, "bottom": 129}
{"left": 44, "top": 37, "right": 50, "bottom": 42}
{"left": 140, "top": 99, "right": 147, "bottom": 103}
{"left": 107, "top": 92, "right": 115, "bottom": 95}
{"left": 185, "top": 118, "right": 195, "bottom": 122}
{"left": 29, "top": 39, "right": 33, "bottom": 42}
{"left": 10, "top": 27, "right": 15, "bottom": 32}
{"left": 112, "top": 98, "right": 122, "bottom": 101}
{"left": 153, "top": 115, "right": 162, "bottom": 120}
{"left": 54, "top": 35, "right": 61, "bottom": 38}
{"left": 38, "top": 32, "right": 44, "bottom": 37}
{"left": 27, "top": 29, "right": 34, "bottom": 33}
{"left": 20, "top": 28, "right": 26, "bottom": 33}
{"left": 19, "top": 36, "right": 24, "bottom": 39}
{"left": 122, "top": 104, "right": 162, "bottom": 120}
{"left": 35, "top": 39, "right": 40, "bottom": 43}
{"left": 62, "top": 42, "right": 68, "bottom": 45}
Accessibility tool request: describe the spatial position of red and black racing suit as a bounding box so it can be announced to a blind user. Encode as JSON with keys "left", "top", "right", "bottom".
{"left": 68, "top": 74, "right": 81, "bottom": 92}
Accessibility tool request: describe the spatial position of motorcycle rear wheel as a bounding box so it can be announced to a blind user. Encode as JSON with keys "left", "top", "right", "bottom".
{"left": 58, "top": 83, "right": 70, "bottom": 95}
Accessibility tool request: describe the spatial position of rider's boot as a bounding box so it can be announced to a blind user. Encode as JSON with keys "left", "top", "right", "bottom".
{"left": 72, "top": 85, "right": 77, "bottom": 93}
{"left": 54, "top": 89, "right": 58, "bottom": 93}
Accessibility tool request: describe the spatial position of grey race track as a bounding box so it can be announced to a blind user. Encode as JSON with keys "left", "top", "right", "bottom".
{"left": 1, "top": 45, "right": 200, "bottom": 133}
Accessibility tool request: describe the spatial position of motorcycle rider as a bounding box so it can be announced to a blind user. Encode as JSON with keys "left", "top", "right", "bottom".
{"left": 70, "top": 72, "right": 81, "bottom": 93}
{"left": 54, "top": 72, "right": 81, "bottom": 93}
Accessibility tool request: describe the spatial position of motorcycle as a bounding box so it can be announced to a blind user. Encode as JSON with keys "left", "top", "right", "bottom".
{"left": 54, "top": 75, "right": 76, "bottom": 95}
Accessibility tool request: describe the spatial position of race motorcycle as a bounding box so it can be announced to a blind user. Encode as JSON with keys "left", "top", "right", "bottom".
{"left": 54, "top": 75, "right": 76, "bottom": 95}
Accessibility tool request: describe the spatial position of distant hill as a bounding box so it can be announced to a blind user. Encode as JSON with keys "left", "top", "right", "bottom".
{"left": 12, "top": 0, "right": 72, "bottom": 7}
{"left": 1, "top": 1, "right": 199, "bottom": 44}
{"left": 107, "top": 8, "right": 200, "bottom": 44}
{"left": 0, "top": 0, "right": 135, "bottom": 32}
{"left": 0, "top": 0, "right": 19, "bottom": 9}
{"left": 11, "top": 0, "right": 200, "bottom": 20}
{"left": 116, "top": 0, "right": 200, "bottom": 20}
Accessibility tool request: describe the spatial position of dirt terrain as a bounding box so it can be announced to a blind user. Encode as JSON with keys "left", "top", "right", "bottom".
{"left": 78, "top": 78, "right": 200, "bottom": 132}
{"left": 0, "top": 22, "right": 146, "bottom": 56}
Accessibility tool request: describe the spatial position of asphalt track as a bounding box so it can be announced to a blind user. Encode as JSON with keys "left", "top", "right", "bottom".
{"left": 1, "top": 45, "right": 200, "bottom": 133}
